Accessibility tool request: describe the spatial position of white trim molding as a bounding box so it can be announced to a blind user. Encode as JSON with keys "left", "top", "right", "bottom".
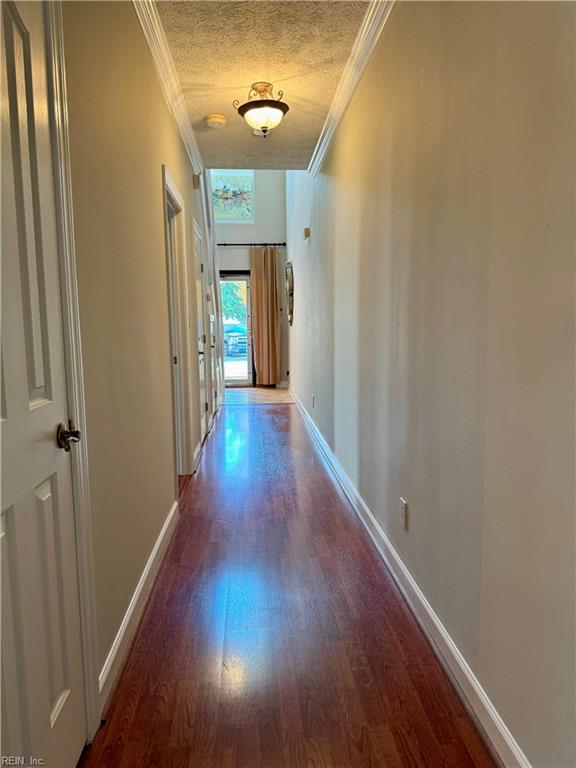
{"left": 132, "top": 0, "right": 203, "bottom": 174}
{"left": 292, "top": 391, "right": 532, "bottom": 768}
{"left": 98, "top": 501, "right": 179, "bottom": 711}
{"left": 193, "top": 441, "right": 203, "bottom": 473}
{"left": 163, "top": 165, "right": 194, "bottom": 480}
{"left": 307, "top": 0, "right": 395, "bottom": 177}
{"left": 46, "top": 2, "right": 101, "bottom": 740}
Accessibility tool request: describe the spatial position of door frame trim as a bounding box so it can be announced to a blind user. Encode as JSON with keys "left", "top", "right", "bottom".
{"left": 46, "top": 1, "right": 100, "bottom": 740}
{"left": 162, "top": 165, "right": 194, "bottom": 479}
{"left": 200, "top": 171, "right": 225, "bottom": 410}
{"left": 193, "top": 217, "right": 210, "bottom": 441}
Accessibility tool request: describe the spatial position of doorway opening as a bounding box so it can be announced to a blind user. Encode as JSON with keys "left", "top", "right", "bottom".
{"left": 220, "top": 272, "right": 253, "bottom": 386}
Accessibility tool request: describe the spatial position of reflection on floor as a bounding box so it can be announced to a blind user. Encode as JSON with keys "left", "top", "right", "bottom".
{"left": 225, "top": 386, "right": 294, "bottom": 405}
{"left": 79, "top": 404, "right": 497, "bottom": 768}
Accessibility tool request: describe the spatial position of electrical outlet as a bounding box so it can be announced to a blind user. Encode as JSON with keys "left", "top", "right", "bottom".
{"left": 400, "top": 497, "right": 409, "bottom": 530}
{"left": 312, "top": 394, "right": 315, "bottom": 408}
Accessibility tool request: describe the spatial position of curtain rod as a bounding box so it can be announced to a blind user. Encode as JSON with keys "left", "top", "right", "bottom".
{"left": 217, "top": 242, "right": 287, "bottom": 247}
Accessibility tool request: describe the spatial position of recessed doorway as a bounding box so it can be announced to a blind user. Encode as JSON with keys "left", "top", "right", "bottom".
{"left": 220, "top": 272, "right": 252, "bottom": 386}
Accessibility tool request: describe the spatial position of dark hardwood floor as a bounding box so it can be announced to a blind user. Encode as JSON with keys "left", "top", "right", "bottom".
{"left": 79, "top": 404, "right": 497, "bottom": 768}
{"left": 178, "top": 474, "right": 192, "bottom": 500}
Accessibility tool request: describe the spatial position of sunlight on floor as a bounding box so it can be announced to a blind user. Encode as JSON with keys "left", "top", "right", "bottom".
{"left": 224, "top": 387, "right": 294, "bottom": 405}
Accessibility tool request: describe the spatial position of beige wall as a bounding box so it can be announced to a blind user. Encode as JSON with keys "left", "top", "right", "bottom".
{"left": 216, "top": 170, "right": 286, "bottom": 269}
{"left": 216, "top": 170, "right": 289, "bottom": 382}
{"left": 287, "top": 3, "right": 575, "bottom": 766}
{"left": 63, "top": 2, "right": 203, "bottom": 668}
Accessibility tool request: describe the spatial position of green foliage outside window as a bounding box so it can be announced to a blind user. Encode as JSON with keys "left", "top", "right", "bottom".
{"left": 221, "top": 281, "right": 247, "bottom": 323}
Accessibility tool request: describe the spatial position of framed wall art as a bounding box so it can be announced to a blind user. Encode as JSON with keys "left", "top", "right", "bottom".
{"left": 211, "top": 169, "right": 255, "bottom": 224}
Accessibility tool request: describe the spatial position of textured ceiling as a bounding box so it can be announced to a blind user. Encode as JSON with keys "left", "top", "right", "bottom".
{"left": 157, "top": 1, "right": 368, "bottom": 169}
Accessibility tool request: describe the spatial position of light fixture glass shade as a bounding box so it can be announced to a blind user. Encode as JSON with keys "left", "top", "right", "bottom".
{"left": 243, "top": 104, "right": 285, "bottom": 132}
{"left": 234, "top": 82, "right": 289, "bottom": 137}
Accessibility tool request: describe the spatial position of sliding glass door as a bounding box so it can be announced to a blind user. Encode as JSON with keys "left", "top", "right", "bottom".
{"left": 220, "top": 273, "right": 253, "bottom": 386}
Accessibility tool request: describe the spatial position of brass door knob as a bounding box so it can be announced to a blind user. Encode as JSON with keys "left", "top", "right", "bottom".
{"left": 56, "top": 421, "right": 82, "bottom": 452}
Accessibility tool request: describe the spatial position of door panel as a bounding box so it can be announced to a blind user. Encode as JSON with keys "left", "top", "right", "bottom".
{"left": 194, "top": 223, "right": 207, "bottom": 441}
{"left": 1, "top": 2, "right": 87, "bottom": 765}
{"left": 166, "top": 204, "right": 185, "bottom": 475}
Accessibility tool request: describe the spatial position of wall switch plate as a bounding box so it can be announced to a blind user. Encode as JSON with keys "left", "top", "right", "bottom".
{"left": 400, "top": 497, "right": 409, "bottom": 530}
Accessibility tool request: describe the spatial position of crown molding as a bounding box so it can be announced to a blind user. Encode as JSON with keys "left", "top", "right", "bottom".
{"left": 307, "top": 0, "right": 395, "bottom": 177}
{"left": 132, "top": 0, "right": 204, "bottom": 174}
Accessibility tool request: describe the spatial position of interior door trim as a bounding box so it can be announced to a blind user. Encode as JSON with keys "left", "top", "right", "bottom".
{"left": 46, "top": 0, "right": 100, "bottom": 740}
{"left": 162, "top": 165, "right": 194, "bottom": 481}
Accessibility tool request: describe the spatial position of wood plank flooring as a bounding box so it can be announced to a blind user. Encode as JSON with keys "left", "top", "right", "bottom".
{"left": 78, "top": 404, "right": 497, "bottom": 768}
{"left": 178, "top": 474, "right": 192, "bottom": 500}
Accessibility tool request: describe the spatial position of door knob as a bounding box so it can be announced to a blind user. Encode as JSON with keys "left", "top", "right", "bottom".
{"left": 56, "top": 421, "right": 82, "bottom": 452}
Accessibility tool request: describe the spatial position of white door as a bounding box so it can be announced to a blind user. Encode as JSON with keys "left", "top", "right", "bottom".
{"left": 1, "top": 3, "right": 87, "bottom": 766}
{"left": 165, "top": 204, "right": 185, "bottom": 475}
{"left": 194, "top": 222, "right": 207, "bottom": 440}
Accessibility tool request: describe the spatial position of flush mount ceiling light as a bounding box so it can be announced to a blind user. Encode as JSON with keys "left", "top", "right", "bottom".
{"left": 233, "top": 82, "right": 289, "bottom": 138}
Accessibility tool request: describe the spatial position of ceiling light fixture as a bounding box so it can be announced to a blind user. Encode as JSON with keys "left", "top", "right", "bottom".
{"left": 233, "top": 82, "right": 289, "bottom": 138}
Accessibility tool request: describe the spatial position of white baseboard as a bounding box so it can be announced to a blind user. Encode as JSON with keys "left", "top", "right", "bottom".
{"left": 278, "top": 380, "right": 289, "bottom": 389}
{"left": 291, "top": 391, "right": 531, "bottom": 768}
{"left": 193, "top": 441, "right": 203, "bottom": 473}
{"left": 97, "top": 500, "right": 179, "bottom": 712}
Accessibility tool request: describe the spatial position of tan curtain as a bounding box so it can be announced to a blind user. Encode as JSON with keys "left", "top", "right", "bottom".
{"left": 250, "top": 246, "right": 281, "bottom": 385}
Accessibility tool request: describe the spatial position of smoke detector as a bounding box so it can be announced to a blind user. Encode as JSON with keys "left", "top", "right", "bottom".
{"left": 205, "top": 114, "right": 227, "bottom": 129}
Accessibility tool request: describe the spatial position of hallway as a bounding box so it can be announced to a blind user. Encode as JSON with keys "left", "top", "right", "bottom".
{"left": 2, "top": 1, "right": 575, "bottom": 764}
{"left": 80, "top": 404, "right": 496, "bottom": 768}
